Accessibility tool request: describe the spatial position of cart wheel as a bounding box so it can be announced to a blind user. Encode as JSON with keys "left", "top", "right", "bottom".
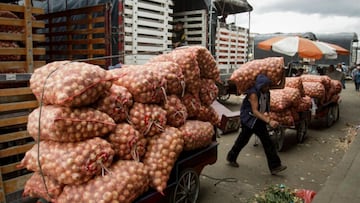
{"left": 333, "top": 104, "right": 340, "bottom": 122}
{"left": 326, "top": 105, "right": 336, "bottom": 127}
{"left": 217, "top": 93, "right": 231, "bottom": 102}
{"left": 296, "top": 119, "right": 308, "bottom": 143}
{"left": 270, "top": 127, "right": 285, "bottom": 152}
{"left": 172, "top": 169, "right": 200, "bottom": 203}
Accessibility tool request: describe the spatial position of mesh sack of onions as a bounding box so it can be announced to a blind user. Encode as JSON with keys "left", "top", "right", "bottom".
{"left": 143, "top": 126, "right": 184, "bottom": 193}
{"left": 129, "top": 102, "right": 167, "bottom": 137}
{"left": 0, "top": 11, "right": 23, "bottom": 33}
{"left": 182, "top": 93, "right": 201, "bottom": 118}
{"left": 27, "top": 105, "right": 116, "bottom": 142}
{"left": 282, "top": 87, "right": 302, "bottom": 107}
{"left": 23, "top": 172, "right": 64, "bottom": 202}
{"left": 146, "top": 61, "right": 185, "bottom": 96}
{"left": 94, "top": 84, "right": 133, "bottom": 123}
{"left": 149, "top": 48, "right": 200, "bottom": 83}
{"left": 302, "top": 82, "right": 326, "bottom": 99}
{"left": 30, "top": 61, "right": 113, "bottom": 107}
{"left": 329, "top": 94, "right": 340, "bottom": 103}
{"left": 330, "top": 79, "right": 342, "bottom": 94}
{"left": 269, "top": 110, "right": 295, "bottom": 126}
{"left": 230, "top": 57, "right": 284, "bottom": 94}
{"left": 107, "top": 123, "right": 147, "bottom": 161}
{"left": 199, "top": 79, "right": 219, "bottom": 106}
{"left": 149, "top": 48, "right": 201, "bottom": 95}
{"left": 296, "top": 96, "right": 312, "bottom": 112}
{"left": 19, "top": 137, "right": 115, "bottom": 185}
{"left": 57, "top": 160, "right": 149, "bottom": 203}
{"left": 185, "top": 77, "right": 201, "bottom": 95}
{"left": 191, "top": 46, "right": 220, "bottom": 81}
{"left": 325, "top": 80, "right": 342, "bottom": 102}
{"left": 291, "top": 108, "right": 300, "bottom": 122}
{"left": 177, "top": 46, "right": 220, "bottom": 81}
{"left": 270, "top": 89, "right": 293, "bottom": 111}
{"left": 110, "top": 65, "right": 166, "bottom": 104}
{"left": 196, "top": 105, "right": 221, "bottom": 126}
{"left": 285, "top": 77, "right": 305, "bottom": 97}
{"left": 179, "top": 120, "right": 214, "bottom": 151}
{"left": 162, "top": 95, "right": 188, "bottom": 127}
{"left": 0, "top": 41, "right": 21, "bottom": 62}
{"left": 301, "top": 75, "right": 331, "bottom": 90}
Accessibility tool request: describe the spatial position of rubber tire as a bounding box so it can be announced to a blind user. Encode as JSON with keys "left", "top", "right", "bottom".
{"left": 333, "top": 104, "right": 340, "bottom": 122}
{"left": 172, "top": 169, "right": 200, "bottom": 203}
{"left": 271, "top": 127, "right": 285, "bottom": 152}
{"left": 326, "top": 106, "right": 335, "bottom": 127}
{"left": 296, "top": 119, "right": 308, "bottom": 143}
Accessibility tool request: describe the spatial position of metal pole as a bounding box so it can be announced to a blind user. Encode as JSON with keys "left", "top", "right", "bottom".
{"left": 209, "top": 0, "right": 213, "bottom": 54}
{"left": 246, "top": 11, "right": 251, "bottom": 62}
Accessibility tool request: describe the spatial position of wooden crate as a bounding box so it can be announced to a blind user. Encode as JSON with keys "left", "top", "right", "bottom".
{"left": 215, "top": 23, "right": 249, "bottom": 75}
{"left": 36, "top": 3, "right": 112, "bottom": 68}
{"left": 121, "top": 0, "right": 173, "bottom": 64}
{"left": 0, "top": 77, "right": 38, "bottom": 203}
{"left": 173, "top": 9, "right": 208, "bottom": 47}
{"left": 211, "top": 101, "right": 240, "bottom": 134}
{"left": 0, "top": 0, "right": 46, "bottom": 73}
{"left": 0, "top": 1, "right": 44, "bottom": 202}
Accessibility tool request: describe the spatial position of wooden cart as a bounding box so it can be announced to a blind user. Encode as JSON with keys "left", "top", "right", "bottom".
{"left": 311, "top": 97, "right": 340, "bottom": 128}
{"left": 134, "top": 139, "right": 218, "bottom": 203}
{"left": 269, "top": 111, "right": 312, "bottom": 152}
{"left": 216, "top": 74, "right": 239, "bottom": 102}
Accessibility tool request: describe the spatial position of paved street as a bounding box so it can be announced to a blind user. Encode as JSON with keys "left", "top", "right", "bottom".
{"left": 197, "top": 80, "right": 360, "bottom": 203}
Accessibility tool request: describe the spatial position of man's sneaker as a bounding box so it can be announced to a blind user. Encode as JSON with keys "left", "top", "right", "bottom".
{"left": 271, "top": 165, "right": 287, "bottom": 175}
{"left": 226, "top": 157, "right": 240, "bottom": 168}
{"left": 228, "top": 161, "right": 239, "bottom": 168}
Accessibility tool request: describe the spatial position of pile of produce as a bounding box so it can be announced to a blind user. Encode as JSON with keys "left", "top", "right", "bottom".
{"left": 269, "top": 74, "right": 342, "bottom": 126}
{"left": 22, "top": 45, "right": 220, "bottom": 202}
{"left": 247, "top": 184, "right": 316, "bottom": 203}
{"left": 269, "top": 87, "right": 305, "bottom": 126}
{"left": 229, "top": 57, "right": 285, "bottom": 94}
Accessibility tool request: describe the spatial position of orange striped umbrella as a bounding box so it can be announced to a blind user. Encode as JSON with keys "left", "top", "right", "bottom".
{"left": 258, "top": 36, "right": 337, "bottom": 60}
{"left": 314, "top": 41, "right": 350, "bottom": 55}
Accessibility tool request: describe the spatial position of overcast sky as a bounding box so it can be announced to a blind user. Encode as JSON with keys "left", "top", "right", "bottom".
{"left": 230, "top": 0, "right": 360, "bottom": 40}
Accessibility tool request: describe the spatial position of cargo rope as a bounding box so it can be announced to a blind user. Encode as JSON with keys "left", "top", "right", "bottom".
{"left": 37, "top": 61, "right": 70, "bottom": 200}
{"left": 200, "top": 174, "right": 238, "bottom": 186}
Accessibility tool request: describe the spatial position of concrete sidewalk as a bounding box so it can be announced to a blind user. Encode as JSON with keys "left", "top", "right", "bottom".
{"left": 313, "top": 130, "right": 360, "bottom": 203}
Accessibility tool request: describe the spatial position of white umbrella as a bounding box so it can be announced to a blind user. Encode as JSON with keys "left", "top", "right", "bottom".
{"left": 258, "top": 36, "right": 338, "bottom": 60}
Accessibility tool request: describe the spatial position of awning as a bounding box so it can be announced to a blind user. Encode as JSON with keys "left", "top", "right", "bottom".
{"left": 214, "top": 0, "right": 253, "bottom": 15}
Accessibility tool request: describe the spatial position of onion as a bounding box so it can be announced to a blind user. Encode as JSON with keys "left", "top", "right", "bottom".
{"left": 27, "top": 105, "right": 116, "bottom": 142}
{"left": 129, "top": 103, "right": 167, "bottom": 137}
{"left": 179, "top": 120, "right": 214, "bottom": 151}
{"left": 107, "top": 123, "right": 147, "bottom": 161}
{"left": 162, "top": 95, "right": 188, "bottom": 127}
{"left": 143, "top": 126, "right": 184, "bottom": 193}
{"left": 110, "top": 65, "right": 166, "bottom": 104}
{"left": 19, "top": 137, "right": 115, "bottom": 185}
{"left": 196, "top": 105, "right": 221, "bottom": 126}
{"left": 199, "top": 79, "right": 218, "bottom": 106}
{"left": 182, "top": 93, "right": 201, "bottom": 118}
{"left": 94, "top": 84, "right": 133, "bottom": 123}
{"left": 269, "top": 110, "right": 295, "bottom": 126}
{"left": 230, "top": 57, "right": 284, "bottom": 94}
{"left": 145, "top": 61, "right": 185, "bottom": 96}
{"left": 285, "top": 77, "right": 305, "bottom": 97}
{"left": 57, "top": 160, "right": 149, "bottom": 203}
{"left": 23, "top": 172, "right": 63, "bottom": 202}
{"left": 30, "top": 61, "right": 113, "bottom": 107}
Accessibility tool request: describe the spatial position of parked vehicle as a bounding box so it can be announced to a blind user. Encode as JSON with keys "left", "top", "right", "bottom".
{"left": 0, "top": 0, "right": 253, "bottom": 202}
